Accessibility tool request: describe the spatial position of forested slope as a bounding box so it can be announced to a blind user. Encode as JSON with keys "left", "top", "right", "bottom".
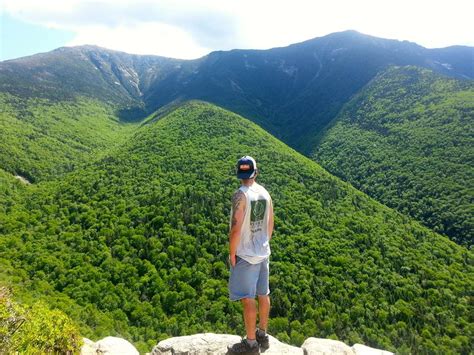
{"left": 0, "top": 93, "right": 137, "bottom": 182}
{"left": 314, "top": 66, "right": 474, "bottom": 246}
{"left": 0, "top": 102, "right": 471, "bottom": 353}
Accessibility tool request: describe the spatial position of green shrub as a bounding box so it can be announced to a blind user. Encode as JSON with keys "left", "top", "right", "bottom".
{"left": 0, "top": 287, "right": 82, "bottom": 353}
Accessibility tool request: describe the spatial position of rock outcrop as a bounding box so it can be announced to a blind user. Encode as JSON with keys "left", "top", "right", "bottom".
{"left": 80, "top": 333, "right": 393, "bottom": 354}
{"left": 151, "top": 333, "right": 393, "bottom": 355}
{"left": 81, "top": 336, "right": 139, "bottom": 355}
{"left": 352, "top": 343, "right": 394, "bottom": 355}
{"left": 302, "top": 338, "right": 354, "bottom": 354}
{"left": 151, "top": 333, "right": 303, "bottom": 354}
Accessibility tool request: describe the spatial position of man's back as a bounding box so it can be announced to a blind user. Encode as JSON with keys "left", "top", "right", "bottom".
{"left": 234, "top": 182, "right": 272, "bottom": 264}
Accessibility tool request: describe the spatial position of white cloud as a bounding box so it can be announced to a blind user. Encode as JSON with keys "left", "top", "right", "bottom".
{"left": 1, "top": 0, "right": 238, "bottom": 57}
{"left": 66, "top": 22, "right": 210, "bottom": 59}
{"left": 2, "top": 0, "right": 473, "bottom": 59}
{"left": 233, "top": 0, "right": 474, "bottom": 50}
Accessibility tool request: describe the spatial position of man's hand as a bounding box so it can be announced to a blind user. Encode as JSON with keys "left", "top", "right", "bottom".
{"left": 229, "top": 254, "right": 237, "bottom": 267}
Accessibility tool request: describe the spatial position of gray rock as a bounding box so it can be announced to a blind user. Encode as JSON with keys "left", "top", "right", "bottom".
{"left": 264, "top": 335, "right": 303, "bottom": 354}
{"left": 352, "top": 344, "right": 394, "bottom": 355}
{"left": 302, "top": 337, "right": 355, "bottom": 355}
{"left": 152, "top": 333, "right": 240, "bottom": 354}
{"left": 151, "top": 333, "right": 303, "bottom": 355}
{"left": 80, "top": 336, "right": 139, "bottom": 355}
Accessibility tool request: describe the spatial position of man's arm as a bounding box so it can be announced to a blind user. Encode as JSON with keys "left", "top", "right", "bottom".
{"left": 268, "top": 198, "right": 274, "bottom": 240}
{"left": 229, "top": 190, "right": 246, "bottom": 267}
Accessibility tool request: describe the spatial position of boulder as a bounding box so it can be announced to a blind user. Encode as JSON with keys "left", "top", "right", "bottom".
{"left": 302, "top": 338, "right": 355, "bottom": 355}
{"left": 80, "top": 336, "right": 139, "bottom": 355}
{"left": 151, "top": 333, "right": 303, "bottom": 354}
{"left": 80, "top": 338, "right": 96, "bottom": 355}
{"left": 352, "top": 344, "right": 394, "bottom": 355}
{"left": 152, "top": 333, "right": 240, "bottom": 355}
{"left": 264, "top": 335, "right": 303, "bottom": 354}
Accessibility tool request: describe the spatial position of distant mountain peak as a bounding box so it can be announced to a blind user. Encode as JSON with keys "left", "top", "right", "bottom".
{"left": 1, "top": 30, "right": 472, "bottom": 144}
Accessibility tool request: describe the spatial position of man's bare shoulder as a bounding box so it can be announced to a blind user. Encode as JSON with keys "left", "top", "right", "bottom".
{"left": 232, "top": 188, "right": 245, "bottom": 197}
{"left": 232, "top": 189, "right": 246, "bottom": 210}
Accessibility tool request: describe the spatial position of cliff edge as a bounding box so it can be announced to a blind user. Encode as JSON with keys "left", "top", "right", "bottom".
{"left": 151, "top": 333, "right": 393, "bottom": 355}
{"left": 81, "top": 333, "right": 394, "bottom": 354}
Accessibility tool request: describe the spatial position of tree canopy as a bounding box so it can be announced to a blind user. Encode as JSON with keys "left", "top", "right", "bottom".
{"left": 1, "top": 101, "right": 472, "bottom": 353}
{"left": 315, "top": 66, "right": 474, "bottom": 246}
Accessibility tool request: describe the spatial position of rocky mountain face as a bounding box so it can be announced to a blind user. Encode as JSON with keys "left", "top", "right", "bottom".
{"left": 1, "top": 30, "right": 473, "bottom": 149}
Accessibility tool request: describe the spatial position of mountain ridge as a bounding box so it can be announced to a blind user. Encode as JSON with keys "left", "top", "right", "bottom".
{"left": 314, "top": 66, "right": 474, "bottom": 245}
{"left": 1, "top": 31, "right": 472, "bottom": 246}
{"left": 1, "top": 30, "right": 473, "bottom": 148}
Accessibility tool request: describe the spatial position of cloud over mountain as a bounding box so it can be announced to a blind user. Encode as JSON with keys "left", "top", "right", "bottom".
{"left": 3, "top": 0, "right": 474, "bottom": 59}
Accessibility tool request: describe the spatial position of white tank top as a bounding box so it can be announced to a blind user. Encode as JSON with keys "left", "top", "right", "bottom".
{"left": 232, "top": 182, "right": 272, "bottom": 264}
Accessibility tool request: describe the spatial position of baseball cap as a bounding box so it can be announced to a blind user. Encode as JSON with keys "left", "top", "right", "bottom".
{"left": 236, "top": 156, "right": 257, "bottom": 179}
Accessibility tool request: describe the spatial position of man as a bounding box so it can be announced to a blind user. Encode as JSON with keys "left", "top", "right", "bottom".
{"left": 228, "top": 156, "right": 274, "bottom": 354}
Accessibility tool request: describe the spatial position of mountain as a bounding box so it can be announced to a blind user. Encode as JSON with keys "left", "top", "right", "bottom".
{"left": 2, "top": 31, "right": 472, "bottom": 246}
{"left": 314, "top": 66, "right": 474, "bottom": 245}
{"left": 0, "top": 92, "right": 137, "bottom": 182}
{"left": 1, "top": 31, "right": 473, "bottom": 151}
{"left": 1, "top": 102, "right": 471, "bottom": 353}
{"left": 0, "top": 45, "right": 187, "bottom": 121}
{"left": 427, "top": 45, "right": 474, "bottom": 80}
{"left": 146, "top": 31, "right": 473, "bottom": 153}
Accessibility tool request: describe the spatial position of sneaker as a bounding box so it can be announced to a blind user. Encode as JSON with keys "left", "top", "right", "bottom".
{"left": 256, "top": 329, "right": 269, "bottom": 350}
{"left": 227, "top": 338, "right": 260, "bottom": 354}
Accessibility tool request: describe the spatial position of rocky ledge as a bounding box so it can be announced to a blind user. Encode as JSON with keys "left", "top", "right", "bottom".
{"left": 81, "top": 334, "right": 393, "bottom": 355}
{"left": 81, "top": 336, "right": 139, "bottom": 355}
{"left": 152, "top": 333, "right": 393, "bottom": 355}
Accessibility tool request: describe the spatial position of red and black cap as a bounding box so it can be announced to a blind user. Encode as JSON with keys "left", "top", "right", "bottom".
{"left": 236, "top": 156, "right": 257, "bottom": 179}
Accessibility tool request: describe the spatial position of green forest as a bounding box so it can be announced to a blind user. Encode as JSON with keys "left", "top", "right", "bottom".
{"left": 0, "top": 93, "right": 136, "bottom": 182}
{"left": 1, "top": 101, "right": 472, "bottom": 353}
{"left": 314, "top": 66, "right": 474, "bottom": 246}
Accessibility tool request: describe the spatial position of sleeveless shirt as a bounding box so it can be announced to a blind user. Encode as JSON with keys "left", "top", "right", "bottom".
{"left": 231, "top": 182, "right": 272, "bottom": 264}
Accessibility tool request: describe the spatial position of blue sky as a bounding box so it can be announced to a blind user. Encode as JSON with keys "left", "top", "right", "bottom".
{"left": 1, "top": 13, "right": 75, "bottom": 61}
{"left": 1, "top": 0, "right": 474, "bottom": 61}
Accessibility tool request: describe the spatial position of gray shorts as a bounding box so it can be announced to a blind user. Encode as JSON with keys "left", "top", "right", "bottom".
{"left": 229, "top": 256, "right": 270, "bottom": 301}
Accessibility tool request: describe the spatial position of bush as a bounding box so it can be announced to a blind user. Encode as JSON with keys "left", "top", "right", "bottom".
{"left": 0, "top": 287, "right": 83, "bottom": 353}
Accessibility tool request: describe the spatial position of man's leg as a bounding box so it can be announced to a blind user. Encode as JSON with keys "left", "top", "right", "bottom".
{"left": 241, "top": 298, "right": 257, "bottom": 340}
{"left": 228, "top": 258, "right": 260, "bottom": 353}
{"left": 256, "top": 258, "right": 271, "bottom": 332}
{"left": 257, "top": 295, "right": 270, "bottom": 331}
